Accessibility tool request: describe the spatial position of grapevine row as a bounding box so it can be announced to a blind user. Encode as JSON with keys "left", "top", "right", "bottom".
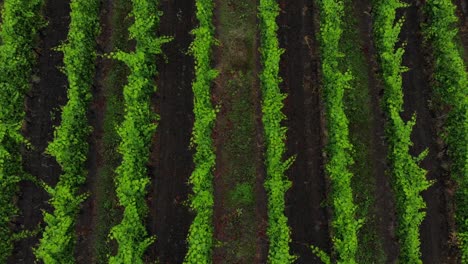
{"left": 183, "top": 0, "right": 217, "bottom": 262}
{"left": 33, "top": 0, "right": 100, "bottom": 263}
{"left": 423, "top": 0, "right": 468, "bottom": 261}
{"left": 313, "top": 0, "right": 361, "bottom": 263}
{"left": 0, "top": 0, "right": 44, "bottom": 262}
{"left": 373, "top": 0, "right": 431, "bottom": 263}
{"left": 108, "top": 0, "right": 171, "bottom": 262}
{"left": 258, "top": 0, "right": 294, "bottom": 263}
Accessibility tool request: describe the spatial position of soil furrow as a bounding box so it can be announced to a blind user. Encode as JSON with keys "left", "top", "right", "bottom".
{"left": 279, "top": 1, "right": 330, "bottom": 263}
{"left": 146, "top": 0, "right": 195, "bottom": 262}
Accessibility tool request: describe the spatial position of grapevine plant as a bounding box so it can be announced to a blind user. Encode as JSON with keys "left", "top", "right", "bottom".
{"left": 184, "top": 0, "right": 218, "bottom": 263}
{"left": 0, "top": 0, "right": 44, "bottom": 262}
{"left": 259, "top": 0, "right": 295, "bottom": 263}
{"left": 34, "top": 0, "right": 100, "bottom": 263}
{"left": 373, "top": 0, "right": 431, "bottom": 263}
{"left": 313, "top": 0, "right": 362, "bottom": 263}
{"left": 108, "top": 0, "right": 171, "bottom": 263}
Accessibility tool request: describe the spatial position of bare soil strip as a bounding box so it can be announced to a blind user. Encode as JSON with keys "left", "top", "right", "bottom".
{"left": 146, "top": 0, "right": 195, "bottom": 262}
{"left": 399, "top": 2, "right": 454, "bottom": 263}
{"left": 10, "top": 0, "right": 70, "bottom": 263}
{"left": 278, "top": 1, "right": 330, "bottom": 262}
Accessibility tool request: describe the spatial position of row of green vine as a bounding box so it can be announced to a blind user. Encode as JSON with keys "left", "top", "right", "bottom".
{"left": 183, "top": 0, "right": 217, "bottom": 263}
{"left": 258, "top": 0, "right": 295, "bottom": 263}
{"left": 372, "top": 0, "right": 431, "bottom": 263}
{"left": 423, "top": 0, "right": 468, "bottom": 262}
{"left": 312, "top": 0, "right": 362, "bottom": 263}
{"left": 0, "top": 0, "right": 44, "bottom": 262}
{"left": 33, "top": 0, "right": 100, "bottom": 263}
{"left": 108, "top": 0, "right": 171, "bottom": 263}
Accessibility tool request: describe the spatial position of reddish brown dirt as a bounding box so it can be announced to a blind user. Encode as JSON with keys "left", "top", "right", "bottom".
{"left": 74, "top": 0, "right": 115, "bottom": 262}
{"left": 146, "top": 0, "right": 195, "bottom": 263}
{"left": 399, "top": 2, "right": 454, "bottom": 263}
{"left": 9, "top": 0, "right": 70, "bottom": 263}
{"left": 278, "top": 1, "right": 330, "bottom": 262}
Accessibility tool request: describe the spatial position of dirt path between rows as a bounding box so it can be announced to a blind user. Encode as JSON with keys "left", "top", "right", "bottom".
{"left": 278, "top": 1, "right": 330, "bottom": 263}
{"left": 400, "top": 2, "right": 454, "bottom": 263}
{"left": 74, "top": 0, "right": 116, "bottom": 262}
{"left": 211, "top": 0, "right": 268, "bottom": 263}
{"left": 349, "top": 0, "right": 400, "bottom": 262}
{"left": 10, "top": 0, "right": 70, "bottom": 263}
{"left": 146, "top": 0, "right": 195, "bottom": 263}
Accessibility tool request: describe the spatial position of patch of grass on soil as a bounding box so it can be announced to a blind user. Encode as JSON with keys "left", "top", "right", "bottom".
{"left": 92, "top": 0, "right": 131, "bottom": 262}
{"left": 340, "top": 1, "right": 386, "bottom": 263}
{"left": 213, "top": 0, "right": 260, "bottom": 262}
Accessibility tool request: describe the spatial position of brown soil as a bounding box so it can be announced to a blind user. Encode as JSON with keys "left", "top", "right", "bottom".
{"left": 74, "top": 0, "right": 115, "bottom": 262}
{"left": 146, "top": 0, "right": 195, "bottom": 263}
{"left": 9, "top": 0, "right": 70, "bottom": 263}
{"left": 278, "top": 1, "right": 330, "bottom": 263}
{"left": 399, "top": 2, "right": 454, "bottom": 263}
{"left": 352, "top": 0, "right": 400, "bottom": 262}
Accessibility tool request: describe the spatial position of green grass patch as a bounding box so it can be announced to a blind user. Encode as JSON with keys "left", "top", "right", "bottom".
{"left": 211, "top": 1, "right": 260, "bottom": 261}
{"left": 91, "top": 0, "right": 130, "bottom": 262}
{"left": 340, "top": 0, "right": 386, "bottom": 263}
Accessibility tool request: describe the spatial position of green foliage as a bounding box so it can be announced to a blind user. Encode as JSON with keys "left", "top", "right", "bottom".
{"left": 423, "top": 0, "right": 468, "bottom": 261}
{"left": 311, "top": 245, "right": 332, "bottom": 264}
{"left": 33, "top": 1, "right": 100, "bottom": 263}
{"left": 107, "top": 0, "right": 171, "bottom": 263}
{"left": 315, "top": 0, "right": 362, "bottom": 263}
{"left": 372, "top": 0, "right": 431, "bottom": 263}
{"left": 184, "top": 0, "right": 217, "bottom": 263}
{"left": 0, "top": 0, "right": 44, "bottom": 262}
{"left": 258, "top": 0, "right": 295, "bottom": 263}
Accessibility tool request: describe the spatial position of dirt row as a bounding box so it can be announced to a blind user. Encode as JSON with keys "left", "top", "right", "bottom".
{"left": 147, "top": 0, "right": 195, "bottom": 262}
{"left": 278, "top": 0, "right": 330, "bottom": 263}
